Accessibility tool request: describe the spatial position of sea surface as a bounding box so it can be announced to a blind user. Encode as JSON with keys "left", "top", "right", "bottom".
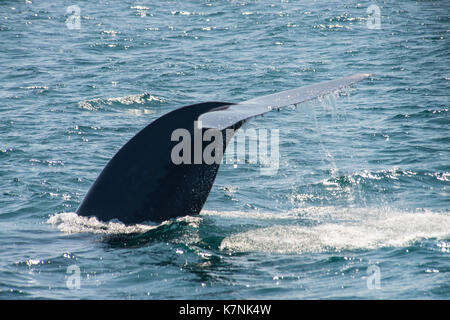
{"left": 0, "top": 0, "right": 449, "bottom": 299}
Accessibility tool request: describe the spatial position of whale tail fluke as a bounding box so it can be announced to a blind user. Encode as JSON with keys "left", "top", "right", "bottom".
{"left": 77, "top": 74, "right": 371, "bottom": 224}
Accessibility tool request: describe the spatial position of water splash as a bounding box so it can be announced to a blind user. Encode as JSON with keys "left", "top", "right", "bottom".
{"left": 78, "top": 93, "right": 164, "bottom": 113}
{"left": 47, "top": 212, "right": 202, "bottom": 236}
{"left": 47, "top": 212, "right": 156, "bottom": 234}
{"left": 296, "top": 90, "right": 343, "bottom": 176}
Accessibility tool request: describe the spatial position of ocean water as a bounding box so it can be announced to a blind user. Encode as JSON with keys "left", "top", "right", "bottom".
{"left": 0, "top": 0, "right": 449, "bottom": 299}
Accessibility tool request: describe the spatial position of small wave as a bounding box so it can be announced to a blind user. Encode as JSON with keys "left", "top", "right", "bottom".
{"left": 391, "top": 108, "right": 448, "bottom": 121}
{"left": 130, "top": 6, "right": 151, "bottom": 17}
{"left": 0, "top": 147, "right": 15, "bottom": 155}
{"left": 20, "top": 85, "right": 49, "bottom": 90}
{"left": 101, "top": 30, "right": 120, "bottom": 36}
{"left": 78, "top": 93, "right": 164, "bottom": 112}
{"left": 130, "top": 6, "right": 149, "bottom": 10}
{"left": 171, "top": 11, "right": 192, "bottom": 16}
{"left": 316, "top": 168, "right": 448, "bottom": 189}
{"left": 219, "top": 209, "right": 450, "bottom": 254}
{"left": 313, "top": 24, "right": 352, "bottom": 30}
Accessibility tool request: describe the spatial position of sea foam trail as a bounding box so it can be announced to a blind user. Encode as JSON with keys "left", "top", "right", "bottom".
{"left": 47, "top": 212, "right": 156, "bottom": 234}
{"left": 47, "top": 212, "right": 201, "bottom": 235}
{"left": 219, "top": 210, "right": 450, "bottom": 254}
{"left": 48, "top": 209, "right": 450, "bottom": 254}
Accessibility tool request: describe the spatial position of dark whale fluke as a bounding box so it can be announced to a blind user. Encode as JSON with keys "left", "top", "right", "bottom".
{"left": 77, "top": 74, "right": 371, "bottom": 224}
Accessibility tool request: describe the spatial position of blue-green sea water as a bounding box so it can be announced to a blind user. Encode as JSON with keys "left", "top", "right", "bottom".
{"left": 1, "top": 0, "right": 449, "bottom": 299}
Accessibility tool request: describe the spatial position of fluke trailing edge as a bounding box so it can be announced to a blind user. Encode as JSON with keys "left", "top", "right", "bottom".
{"left": 77, "top": 74, "right": 371, "bottom": 224}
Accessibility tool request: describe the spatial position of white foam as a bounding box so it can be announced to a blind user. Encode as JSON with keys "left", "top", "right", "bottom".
{"left": 78, "top": 93, "right": 163, "bottom": 111}
{"left": 202, "top": 209, "right": 297, "bottom": 221}
{"left": 47, "top": 212, "right": 156, "bottom": 234}
{"left": 219, "top": 209, "right": 450, "bottom": 254}
{"left": 47, "top": 212, "right": 202, "bottom": 235}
